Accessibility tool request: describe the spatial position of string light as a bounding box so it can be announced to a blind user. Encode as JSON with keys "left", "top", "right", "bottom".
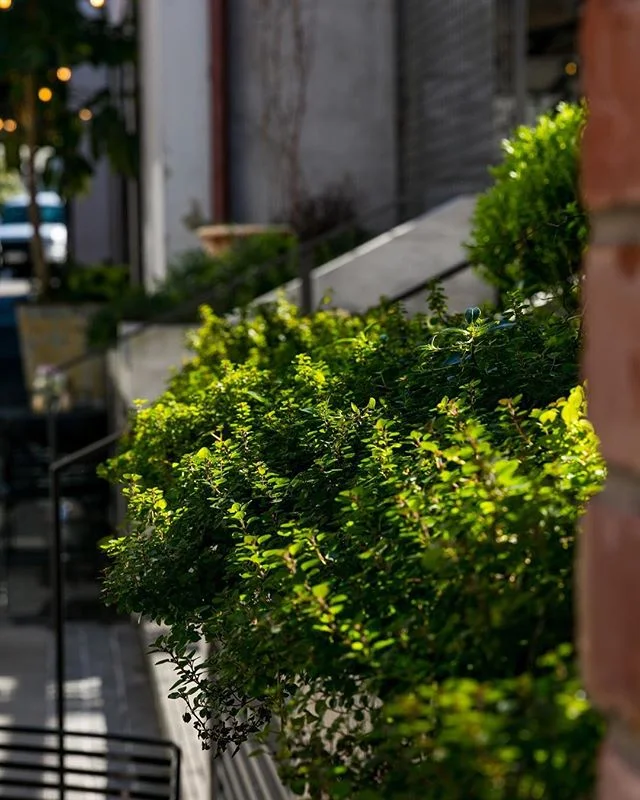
{"left": 56, "top": 67, "right": 72, "bottom": 82}
{"left": 0, "top": 119, "right": 4, "bottom": 131}
{"left": 89, "top": 0, "right": 105, "bottom": 7}
{"left": 38, "top": 87, "right": 53, "bottom": 102}
{"left": 0, "top": 0, "right": 13, "bottom": 11}
{"left": 4, "top": 119, "right": 17, "bottom": 133}
{"left": 79, "top": 108, "right": 93, "bottom": 122}
{"left": 565, "top": 62, "right": 578, "bottom": 77}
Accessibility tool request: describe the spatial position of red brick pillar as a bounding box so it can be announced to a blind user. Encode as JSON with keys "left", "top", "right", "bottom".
{"left": 580, "top": 1, "right": 640, "bottom": 797}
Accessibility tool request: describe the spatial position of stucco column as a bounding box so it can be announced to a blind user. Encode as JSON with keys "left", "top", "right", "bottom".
{"left": 579, "top": 2, "right": 640, "bottom": 797}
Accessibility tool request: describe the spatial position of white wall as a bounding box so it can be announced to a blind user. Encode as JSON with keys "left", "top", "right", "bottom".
{"left": 139, "top": 0, "right": 213, "bottom": 289}
{"left": 228, "top": 0, "right": 397, "bottom": 226}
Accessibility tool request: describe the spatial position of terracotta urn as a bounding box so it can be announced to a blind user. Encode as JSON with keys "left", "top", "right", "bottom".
{"left": 196, "top": 224, "right": 293, "bottom": 257}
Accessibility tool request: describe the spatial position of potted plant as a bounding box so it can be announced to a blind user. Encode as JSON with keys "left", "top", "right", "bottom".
{"left": 195, "top": 223, "right": 293, "bottom": 258}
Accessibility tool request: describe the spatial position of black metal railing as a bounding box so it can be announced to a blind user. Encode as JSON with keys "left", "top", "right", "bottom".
{"left": 48, "top": 196, "right": 407, "bottom": 381}
{"left": 0, "top": 725, "right": 181, "bottom": 799}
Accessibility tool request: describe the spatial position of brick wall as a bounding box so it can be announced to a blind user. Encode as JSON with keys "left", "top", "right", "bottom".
{"left": 397, "top": 0, "right": 496, "bottom": 217}
{"left": 579, "top": 1, "right": 640, "bottom": 796}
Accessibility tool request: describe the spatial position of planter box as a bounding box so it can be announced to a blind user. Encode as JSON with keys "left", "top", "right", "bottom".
{"left": 16, "top": 303, "right": 106, "bottom": 411}
{"left": 196, "top": 223, "right": 292, "bottom": 257}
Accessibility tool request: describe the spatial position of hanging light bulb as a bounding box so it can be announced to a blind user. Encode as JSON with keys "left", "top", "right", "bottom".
{"left": 0, "top": 0, "right": 13, "bottom": 11}
{"left": 4, "top": 119, "right": 17, "bottom": 133}
{"left": 89, "top": 0, "right": 105, "bottom": 7}
{"left": 38, "top": 87, "right": 53, "bottom": 103}
{"left": 56, "top": 67, "right": 72, "bottom": 82}
{"left": 79, "top": 108, "right": 93, "bottom": 122}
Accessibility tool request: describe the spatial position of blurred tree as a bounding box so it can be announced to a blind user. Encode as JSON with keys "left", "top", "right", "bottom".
{"left": 0, "top": 0, "right": 137, "bottom": 296}
{"left": 0, "top": 149, "right": 22, "bottom": 203}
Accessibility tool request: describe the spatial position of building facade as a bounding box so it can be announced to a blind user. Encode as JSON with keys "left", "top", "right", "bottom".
{"left": 137, "top": 0, "right": 581, "bottom": 287}
{"left": 138, "top": 0, "right": 398, "bottom": 288}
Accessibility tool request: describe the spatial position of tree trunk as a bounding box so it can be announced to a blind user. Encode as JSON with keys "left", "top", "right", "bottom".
{"left": 24, "top": 73, "right": 48, "bottom": 298}
{"left": 23, "top": 0, "right": 48, "bottom": 298}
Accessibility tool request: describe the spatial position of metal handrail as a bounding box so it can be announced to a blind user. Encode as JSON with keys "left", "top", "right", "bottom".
{"left": 388, "top": 259, "right": 472, "bottom": 304}
{"left": 49, "top": 196, "right": 407, "bottom": 379}
{"left": 0, "top": 724, "right": 181, "bottom": 800}
{"left": 48, "top": 430, "right": 126, "bottom": 799}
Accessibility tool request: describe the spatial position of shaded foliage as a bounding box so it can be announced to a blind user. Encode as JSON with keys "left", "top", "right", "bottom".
{"left": 468, "top": 103, "right": 587, "bottom": 304}
{"left": 87, "top": 222, "right": 369, "bottom": 349}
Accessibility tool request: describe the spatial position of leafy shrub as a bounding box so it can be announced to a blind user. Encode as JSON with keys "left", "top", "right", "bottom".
{"left": 0, "top": 153, "right": 22, "bottom": 204}
{"left": 165, "top": 231, "right": 298, "bottom": 309}
{"left": 56, "top": 262, "right": 130, "bottom": 303}
{"left": 102, "top": 297, "right": 602, "bottom": 798}
{"left": 468, "top": 103, "right": 587, "bottom": 303}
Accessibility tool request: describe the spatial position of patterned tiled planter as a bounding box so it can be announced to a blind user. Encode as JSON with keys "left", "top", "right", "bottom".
{"left": 16, "top": 303, "right": 106, "bottom": 412}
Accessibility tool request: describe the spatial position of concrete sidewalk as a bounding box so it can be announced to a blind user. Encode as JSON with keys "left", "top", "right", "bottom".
{"left": 0, "top": 622, "right": 160, "bottom": 734}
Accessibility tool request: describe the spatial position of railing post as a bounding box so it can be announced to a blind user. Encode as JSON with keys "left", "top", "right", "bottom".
{"left": 49, "top": 464, "right": 65, "bottom": 800}
{"left": 513, "top": 0, "right": 528, "bottom": 127}
{"left": 48, "top": 430, "right": 123, "bottom": 800}
{"left": 579, "top": 2, "right": 640, "bottom": 797}
{"left": 299, "top": 243, "right": 313, "bottom": 315}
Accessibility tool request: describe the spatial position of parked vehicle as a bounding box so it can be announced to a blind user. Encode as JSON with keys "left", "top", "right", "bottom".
{"left": 0, "top": 192, "right": 68, "bottom": 278}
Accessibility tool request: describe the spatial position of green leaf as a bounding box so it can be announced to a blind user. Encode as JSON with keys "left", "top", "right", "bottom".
{"left": 311, "top": 584, "right": 330, "bottom": 600}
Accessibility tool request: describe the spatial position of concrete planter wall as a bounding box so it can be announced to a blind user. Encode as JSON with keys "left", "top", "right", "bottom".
{"left": 250, "top": 195, "right": 495, "bottom": 316}
{"left": 16, "top": 303, "right": 106, "bottom": 411}
{"left": 108, "top": 322, "right": 195, "bottom": 408}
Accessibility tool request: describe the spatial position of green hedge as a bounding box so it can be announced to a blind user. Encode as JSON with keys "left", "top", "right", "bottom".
{"left": 468, "top": 103, "right": 587, "bottom": 303}
{"left": 102, "top": 295, "right": 602, "bottom": 798}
